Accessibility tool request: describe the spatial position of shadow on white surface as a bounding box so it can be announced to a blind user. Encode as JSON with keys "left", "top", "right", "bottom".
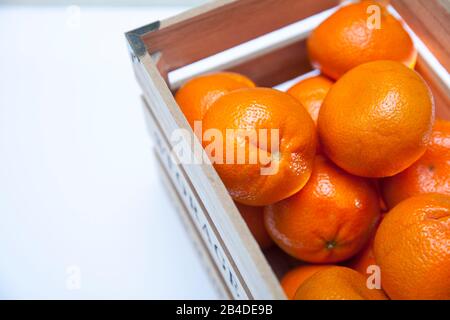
{"left": 0, "top": 6, "right": 218, "bottom": 299}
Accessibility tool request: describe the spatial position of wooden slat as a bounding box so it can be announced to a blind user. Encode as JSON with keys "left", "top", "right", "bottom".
{"left": 134, "top": 51, "right": 286, "bottom": 299}
{"left": 156, "top": 152, "right": 232, "bottom": 300}
{"left": 391, "top": 0, "right": 450, "bottom": 71}
{"left": 227, "top": 39, "right": 312, "bottom": 87}
{"left": 142, "top": 0, "right": 340, "bottom": 76}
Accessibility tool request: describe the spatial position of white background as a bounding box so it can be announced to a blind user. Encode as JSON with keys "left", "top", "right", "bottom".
{"left": 0, "top": 5, "right": 219, "bottom": 299}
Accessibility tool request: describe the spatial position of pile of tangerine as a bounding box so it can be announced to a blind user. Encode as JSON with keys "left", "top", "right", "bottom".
{"left": 174, "top": 1, "right": 449, "bottom": 300}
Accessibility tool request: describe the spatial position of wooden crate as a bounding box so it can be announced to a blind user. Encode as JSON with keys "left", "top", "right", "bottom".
{"left": 127, "top": 0, "right": 450, "bottom": 299}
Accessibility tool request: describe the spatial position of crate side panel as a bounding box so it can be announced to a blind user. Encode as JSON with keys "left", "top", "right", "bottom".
{"left": 142, "top": 0, "right": 340, "bottom": 76}
{"left": 157, "top": 153, "right": 232, "bottom": 300}
{"left": 227, "top": 39, "right": 312, "bottom": 88}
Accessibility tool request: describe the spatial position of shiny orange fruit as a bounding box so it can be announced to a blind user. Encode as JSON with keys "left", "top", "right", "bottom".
{"left": 307, "top": 1, "right": 417, "bottom": 79}
{"left": 175, "top": 72, "right": 255, "bottom": 128}
{"left": 381, "top": 118, "right": 450, "bottom": 209}
{"left": 318, "top": 60, "right": 435, "bottom": 178}
{"left": 202, "top": 87, "right": 317, "bottom": 206}
{"left": 374, "top": 193, "right": 450, "bottom": 300}
{"left": 264, "top": 155, "right": 380, "bottom": 263}
{"left": 287, "top": 75, "right": 333, "bottom": 125}
{"left": 294, "top": 266, "right": 388, "bottom": 300}
{"left": 281, "top": 265, "right": 333, "bottom": 299}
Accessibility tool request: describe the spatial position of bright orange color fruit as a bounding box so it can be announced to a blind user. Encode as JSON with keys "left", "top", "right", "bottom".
{"left": 374, "top": 193, "right": 450, "bottom": 300}
{"left": 294, "top": 266, "right": 388, "bottom": 300}
{"left": 307, "top": 1, "right": 417, "bottom": 79}
{"left": 287, "top": 75, "right": 334, "bottom": 125}
{"left": 236, "top": 203, "right": 273, "bottom": 250}
{"left": 281, "top": 265, "right": 333, "bottom": 299}
{"left": 202, "top": 87, "right": 317, "bottom": 206}
{"left": 264, "top": 155, "right": 380, "bottom": 263}
{"left": 175, "top": 72, "right": 255, "bottom": 128}
{"left": 318, "top": 60, "right": 435, "bottom": 178}
{"left": 381, "top": 118, "right": 450, "bottom": 209}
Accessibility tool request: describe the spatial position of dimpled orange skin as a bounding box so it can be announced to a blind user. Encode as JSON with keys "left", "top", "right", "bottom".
{"left": 374, "top": 194, "right": 450, "bottom": 300}
{"left": 318, "top": 60, "right": 435, "bottom": 178}
{"left": 236, "top": 203, "right": 273, "bottom": 250}
{"left": 294, "top": 266, "right": 388, "bottom": 300}
{"left": 307, "top": 1, "right": 417, "bottom": 80}
{"left": 281, "top": 265, "right": 333, "bottom": 300}
{"left": 202, "top": 88, "right": 317, "bottom": 206}
{"left": 264, "top": 155, "right": 380, "bottom": 263}
{"left": 175, "top": 72, "right": 255, "bottom": 128}
{"left": 287, "top": 75, "right": 334, "bottom": 125}
{"left": 381, "top": 119, "right": 450, "bottom": 209}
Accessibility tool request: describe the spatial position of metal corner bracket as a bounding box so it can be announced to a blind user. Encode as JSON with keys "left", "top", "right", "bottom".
{"left": 125, "top": 21, "right": 161, "bottom": 61}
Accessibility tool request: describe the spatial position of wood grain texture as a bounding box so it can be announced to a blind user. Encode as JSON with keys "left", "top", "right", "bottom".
{"left": 142, "top": 0, "right": 340, "bottom": 76}
{"left": 228, "top": 39, "right": 312, "bottom": 87}
{"left": 391, "top": 0, "right": 450, "bottom": 71}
